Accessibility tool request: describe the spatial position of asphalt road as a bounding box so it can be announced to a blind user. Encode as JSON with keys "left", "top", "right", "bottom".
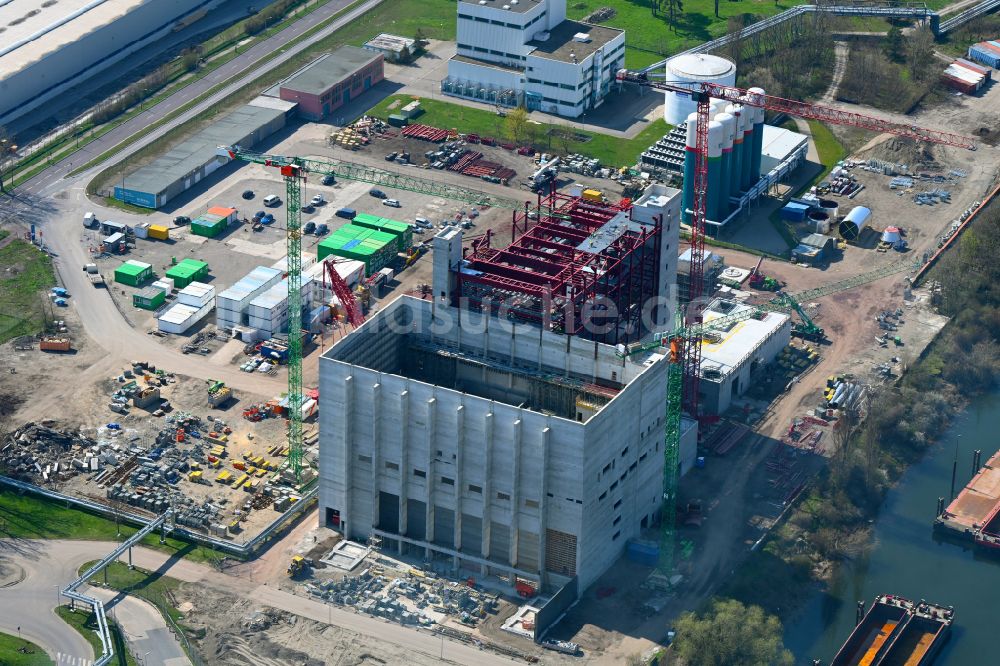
{"left": 0, "top": 539, "right": 522, "bottom": 666}
{"left": 89, "top": 588, "right": 190, "bottom": 666}
{"left": 22, "top": 0, "right": 384, "bottom": 198}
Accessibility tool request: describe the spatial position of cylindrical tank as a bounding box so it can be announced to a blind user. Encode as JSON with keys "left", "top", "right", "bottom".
{"left": 682, "top": 112, "right": 698, "bottom": 224}
{"left": 707, "top": 120, "right": 724, "bottom": 222}
{"left": 662, "top": 54, "right": 737, "bottom": 125}
{"left": 716, "top": 112, "right": 735, "bottom": 215}
{"left": 747, "top": 87, "right": 766, "bottom": 184}
{"left": 839, "top": 206, "right": 872, "bottom": 241}
{"left": 808, "top": 211, "right": 830, "bottom": 234}
{"left": 819, "top": 198, "right": 839, "bottom": 220}
{"left": 727, "top": 104, "right": 744, "bottom": 195}
{"left": 709, "top": 98, "right": 727, "bottom": 120}
{"left": 739, "top": 100, "right": 755, "bottom": 189}
{"left": 881, "top": 226, "right": 902, "bottom": 245}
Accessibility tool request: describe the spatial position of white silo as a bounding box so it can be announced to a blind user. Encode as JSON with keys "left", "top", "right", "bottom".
{"left": 663, "top": 54, "right": 737, "bottom": 125}
{"left": 727, "top": 104, "right": 745, "bottom": 195}
{"left": 715, "top": 112, "right": 736, "bottom": 216}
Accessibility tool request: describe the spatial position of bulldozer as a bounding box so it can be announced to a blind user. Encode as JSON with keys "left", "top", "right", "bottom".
{"left": 287, "top": 555, "right": 310, "bottom": 578}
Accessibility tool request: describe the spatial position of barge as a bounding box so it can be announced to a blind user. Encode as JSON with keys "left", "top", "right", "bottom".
{"left": 830, "top": 594, "right": 953, "bottom": 666}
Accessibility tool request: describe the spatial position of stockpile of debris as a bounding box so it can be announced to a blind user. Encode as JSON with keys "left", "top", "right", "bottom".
{"left": 1, "top": 423, "right": 100, "bottom": 483}
{"left": 308, "top": 566, "right": 499, "bottom": 627}
{"left": 583, "top": 6, "right": 616, "bottom": 22}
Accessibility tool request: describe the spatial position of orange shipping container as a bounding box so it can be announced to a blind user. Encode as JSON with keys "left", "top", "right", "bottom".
{"left": 39, "top": 338, "right": 71, "bottom": 352}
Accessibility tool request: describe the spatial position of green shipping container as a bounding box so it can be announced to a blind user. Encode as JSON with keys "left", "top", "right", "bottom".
{"left": 165, "top": 259, "right": 209, "bottom": 288}
{"left": 191, "top": 216, "right": 226, "bottom": 238}
{"left": 133, "top": 287, "right": 166, "bottom": 310}
{"left": 388, "top": 114, "right": 408, "bottom": 127}
{"left": 114, "top": 260, "right": 153, "bottom": 287}
{"left": 317, "top": 225, "right": 396, "bottom": 275}
{"left": 351, "top": 214, "right": 412, "bottom": 253}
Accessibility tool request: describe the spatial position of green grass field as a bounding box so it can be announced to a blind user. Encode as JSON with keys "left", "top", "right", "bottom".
{"left": 566, "top": 0, "right": 809, "bottom": 69}
{"left": 54, "top": 606, "right": 135, "bottom": 666}
{"left": 807, "top": 120, "right": 846, "bottom": 182}
{"left": 0, "top": 239, "right": 56, "bottom": 344}
{"left": 0, "top": 632, "right": 52, "bottom": 666}
{"left": 0, "top": 488, "right": 223, "bottom": 565}
{"left": 367, "top": 95, "right": 670, "bottom": 168}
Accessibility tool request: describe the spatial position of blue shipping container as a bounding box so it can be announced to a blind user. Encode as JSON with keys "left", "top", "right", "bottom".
{"left": 969, "top": 45, "right": 1000, "bottom": 68}
{"left": 780, "top": 203, "right": 809, "bottom": 222}
{"left": 626, "top": 541, "right": 660, "bottom": 567}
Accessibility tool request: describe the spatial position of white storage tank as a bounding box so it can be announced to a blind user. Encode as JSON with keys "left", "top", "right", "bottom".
{"left": 663, "top": 54, "right": 737, "bottom": 125}
{"left": 839, "top": 206, "right": 872, "bottom": 241}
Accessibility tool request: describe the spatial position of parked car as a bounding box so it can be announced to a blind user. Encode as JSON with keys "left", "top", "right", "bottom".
{"left": 412, "top": 226, "right": 424, "bottom": 234}
{"left": 315, "top": 223, "right": 328, "bottom": 236}
{"left": 369, "top": 188, "right": 387, "bottom": 199}
{"left": 414, "top": 217, "right": 432, "bottom": 229}
{"left": 385, "top": 152, "right": 398, "bottom": 161}
{"left": 263, "top": 194, "right": 281, "bottom": 207}
{"left": 310, "top": 194, "right": 325, "bottom": 205}
{"left": 253, "top": 210, "right": 265, "bottom": 221}
{"left": 260, "top": 213, "right": 275, "bottom": 225}
{"left": 304, "top": 221, "right": 316, "bottom": 234}
{"left": 322, "top": 174, "right": 336, "bottom": 186}
{"left": 336, "top": 208, "right": 356, "bottom": 220}
{"left": 173, "top": 215, "right": 191, "bottom": 225}
{"left": 242, "top": 189, "right": 255, "bottom": 200}
{"left": 301, "top": 203, "right": 314, "bottom": 213}
{"left": 382, "top": 198, "right": 401, "bottom": 208}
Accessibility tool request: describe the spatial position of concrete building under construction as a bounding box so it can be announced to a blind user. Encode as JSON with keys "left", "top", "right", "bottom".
{"left": 318, "top": 296, "right": 697, "bottom": 593}
{"left": 434, "top": 184, "right": 683, "bottom": 345}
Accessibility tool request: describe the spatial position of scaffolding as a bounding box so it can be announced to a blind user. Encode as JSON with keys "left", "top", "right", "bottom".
{"left": 456, "top": 191, "right": 661, "bottom": 345}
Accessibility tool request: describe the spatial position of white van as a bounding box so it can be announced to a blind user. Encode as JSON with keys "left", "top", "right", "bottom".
{"left": 263, "top": 195, "right": 281, "bottom": 207}
{"left": 414, "top": 216, "right": 432, "bottom": 228}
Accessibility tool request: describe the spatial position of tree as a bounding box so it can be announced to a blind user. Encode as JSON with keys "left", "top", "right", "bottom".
{"left": 673, "top": 598, "right": 793, "bottom": 666}
{"left": 505, "top": 106, "right": 530, "bottom": 145}
{"left": 884, "top": 25, "right": 905, "bottom": 63}
{"left": 906, "top": 27, "right": 935, "bottom": 81}
{"left": 714, "top": 0, "right": 720, "bottom": 18}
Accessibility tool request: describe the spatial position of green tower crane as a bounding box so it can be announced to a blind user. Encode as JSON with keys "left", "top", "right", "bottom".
{"left": 221, "top": 147, "right": 307, "bottom": 484}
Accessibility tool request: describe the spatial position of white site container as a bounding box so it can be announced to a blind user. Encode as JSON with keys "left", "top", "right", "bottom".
{"left": 177, "top": 281, "right": 215, "bottom": 308}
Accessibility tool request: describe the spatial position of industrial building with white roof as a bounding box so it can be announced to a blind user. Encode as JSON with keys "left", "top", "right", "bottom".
{"left": 0, "top": 0, "right": 225, "bottom": 126}
{"left": 697, "top": 298, "right": 792, "bottom": 414}
{"left": 441, "top": 0, "right": 625, "bottom": 117}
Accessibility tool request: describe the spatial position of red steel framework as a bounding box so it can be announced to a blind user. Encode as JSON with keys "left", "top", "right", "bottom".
{"left": 322, "top": 259, "right": 365, "bottom": 328}
{"left": 455, "top": 189, "right": 662, "bottom": 345}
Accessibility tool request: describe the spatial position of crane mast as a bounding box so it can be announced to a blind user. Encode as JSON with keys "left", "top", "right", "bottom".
{"left": 615, "top": 70, "right": 975, "bottom": 577}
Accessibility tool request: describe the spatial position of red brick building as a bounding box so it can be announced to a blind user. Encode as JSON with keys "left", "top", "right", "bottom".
{"left": 279, "top": 46, "right": 384, "bottom": 121}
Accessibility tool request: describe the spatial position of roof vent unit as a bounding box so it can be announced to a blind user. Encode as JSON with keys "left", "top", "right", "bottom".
{"left": 573, "top": 32, "right": 592, "bottom": 42}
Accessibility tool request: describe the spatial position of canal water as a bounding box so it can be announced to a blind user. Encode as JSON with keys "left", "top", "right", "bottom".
{"left": 784, "top": 389, "right": 1000, "bottom": 665}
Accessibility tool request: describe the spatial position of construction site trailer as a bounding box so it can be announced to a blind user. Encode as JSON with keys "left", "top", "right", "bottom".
{"left": 133, "top": 287, "right": 166, "bottom": 310}
{"left": 114, "top": 260, "right": 153, "bottom": 286}
{"left": 350, "top": 213, "right": 413, "bottom": 253}
{"left": 166, "top": 259, "right": 209, "bottom": 288}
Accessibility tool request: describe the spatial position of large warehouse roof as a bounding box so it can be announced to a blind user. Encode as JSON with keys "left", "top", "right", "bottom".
{"left": 280, "top": 46, "right": 381, "bottom": 95}
{"left": 0, "top": 0, "right": 147, "bottom": 77}
{"left": 123, "top": 99, "right": 293, "bottom": 197}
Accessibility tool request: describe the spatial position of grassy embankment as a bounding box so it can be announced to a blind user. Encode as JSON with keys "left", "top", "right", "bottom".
{"left": 0, "top": 239, "right": 56, "bottom": 344}
{"left": 0, "top": 488, "right": 223, "bottom": 565}
{"left": 0, "top": 632, "right": 51, "bottom": 666}
{"left": 54, "top": 606, "right": 135, "bottom": 666}
{"left": 366, "top": 95, "right": 670, "bottom": 168}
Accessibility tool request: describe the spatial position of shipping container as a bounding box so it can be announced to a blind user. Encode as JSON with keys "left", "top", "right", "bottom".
{"left": 191, "top": 216, "right": 227, "bottom": 238}
{"left": 177, "top": 281, "right": 215, "bottom": 308}
{"left": 165, "top": 259, "right": 209, "bottom": 288}
{"left": 207, "top": 206, "right": 238, "bottom": 223}
{"left": 216, "top": 266, "right": 283, "bottom": 329}
{"left": 780, "top": 202, "right": 809, "bottom": 222}
{"left": 39, "top": 337, "right": 72, "bottom": 352}
{"left": 157, "top": 301, "right": 213, "bottom": 334}
{"left": 152, "top": 278, "right": 174, "bottom": 293}
{"left": 317, "top": 224, "right": 397, "bottom": 275}
{"left": 148, "top": 225, "right": 170, "bottom": 240}
{"left": 969, "top": 42, "right": 1000, "bottom": 68}
{"left": 114, "top": 260, "right": 153, "bottom": 286}
{"left": 134, "top": 223, "right": 149, "bottom": 239}
{"left": 582, "top": 189, "right": 603, "bottom": 202}
{"left": 351, "top": 213, "right": 413, "bottom": 253}
{"left": 133, "top": 287, "right": 166, "bottom": 310}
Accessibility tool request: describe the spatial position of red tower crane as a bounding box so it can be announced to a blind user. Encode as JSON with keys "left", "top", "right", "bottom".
{"left": 617, "top": 71, "right": 976, "bottom": 420}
